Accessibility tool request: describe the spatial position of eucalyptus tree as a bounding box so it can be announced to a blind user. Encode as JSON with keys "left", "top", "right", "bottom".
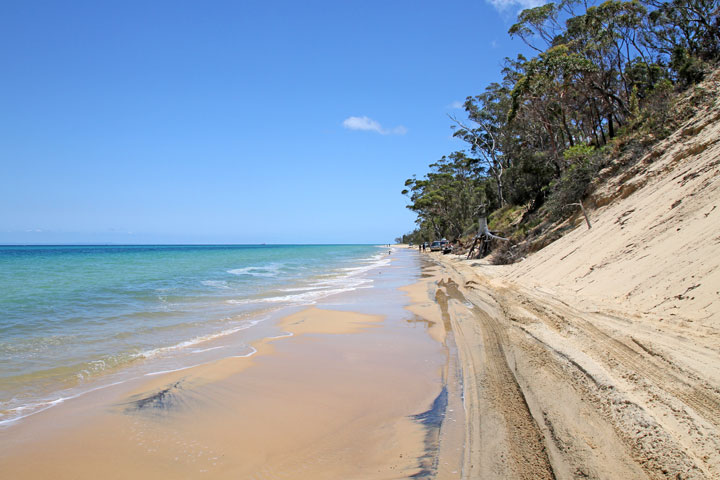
{"left": 509, "top": 45, "right": 597, "bottom": 168}
{"left": 449, "top": 81, "right": 515, "bottom": 207}
{"left": 643, "top": 0, "right": 720, "bottom": 84}
{"left": 400, "top": 0, "right": 720, "bottom": 242}
{"left": 402, "top": 152, "right": 488, "bottom": 240}
{"left": 509, "top": 3, "right": 564, "bottom": 52}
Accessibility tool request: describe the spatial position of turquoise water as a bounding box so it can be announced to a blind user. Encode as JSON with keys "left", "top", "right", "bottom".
{"left": 0, "top": 244, "right": 388, "bottom": 424}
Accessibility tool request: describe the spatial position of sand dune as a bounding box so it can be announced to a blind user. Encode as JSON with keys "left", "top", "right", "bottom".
{"left": 423, "top": 74, "right": 720, "bottom": 479}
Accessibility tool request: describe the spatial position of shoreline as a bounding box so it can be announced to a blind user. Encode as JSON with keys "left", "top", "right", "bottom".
{"left": 6, "top": 243, "right": 717, "bottom": 478}
{"left": 0, "top": 245, "right": 392, "bottom": 427}
{"left": 0, "top": 248, "right": 456, "bottom": 479}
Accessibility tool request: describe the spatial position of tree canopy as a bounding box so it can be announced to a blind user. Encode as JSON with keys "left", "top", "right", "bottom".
{"left": 401, "top": 0, "right": 718, "bottom": 246}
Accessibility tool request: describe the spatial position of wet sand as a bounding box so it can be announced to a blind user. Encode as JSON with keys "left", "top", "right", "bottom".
{"left": 0, "top": 249, "right": 455, "bottom": 479}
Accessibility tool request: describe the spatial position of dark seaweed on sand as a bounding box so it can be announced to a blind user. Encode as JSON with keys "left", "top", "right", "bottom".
{"left": 123, "top": 380, "right": 184, "bottom": 414}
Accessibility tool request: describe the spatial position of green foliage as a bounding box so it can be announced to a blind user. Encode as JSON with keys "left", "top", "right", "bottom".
{"left": 563, "top": 143, "right": 596, "bottom": 164}
{"left": 645, "top": 0, "right": 720, "bottom": 84}
{"left": 509, "top": 3, "right": 561, "bottom": 51}
{"left": 402, "top": 152, "right": 489, "bottom": 240}
{"left": 488, "top": 205, "right": 525, "bottom": 232}
{"left": 399, "top": 0, "right": 720, "bottom": 254}
{"left": 641, "top": 78, "right": 675, "bottom": 137}
{"left": 546, "top": 145, "right": 605, "bottom": 219}
{"left": 504, "top": 151, "right": 556, "bottom": 207}
{"left": 671, "top": 46, "right": 709, "bottom": 85}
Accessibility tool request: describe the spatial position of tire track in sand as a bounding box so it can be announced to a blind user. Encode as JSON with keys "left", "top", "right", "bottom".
{"left": 436, "top": 278, "right": 555, "bottom": 480}
{"left": 506, "top": 287, "right": 720, "bottom": 430}
{"left": 472, "top": 279, "right": 720, "bottom": 479}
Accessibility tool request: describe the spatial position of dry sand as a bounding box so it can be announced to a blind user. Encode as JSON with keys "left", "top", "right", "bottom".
{"left": 420, "top": 77, "right": 720, "bottom": 479}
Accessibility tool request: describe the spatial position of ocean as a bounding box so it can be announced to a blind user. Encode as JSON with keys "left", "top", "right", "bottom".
{"left": 0, "top": 244, "right": 390, "bottom": 426}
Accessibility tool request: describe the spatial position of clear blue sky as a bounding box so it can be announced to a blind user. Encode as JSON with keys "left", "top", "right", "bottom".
{"left": 1, "top": 0, "right": 537, "bottom": 244}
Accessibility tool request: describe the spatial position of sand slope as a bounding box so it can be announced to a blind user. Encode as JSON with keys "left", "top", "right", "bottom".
{"left": 509, "top": 77, "right": 720, "bottom": 325}
{"left": 428, "top": 75, "right": 720, "bottom": 479}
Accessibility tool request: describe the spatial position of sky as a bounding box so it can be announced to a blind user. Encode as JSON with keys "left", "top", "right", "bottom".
{"left": 0, "top": 0, "right": 539, "bottom": 244}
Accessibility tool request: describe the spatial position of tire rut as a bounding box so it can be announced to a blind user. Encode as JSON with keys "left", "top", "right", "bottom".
{"left": 455, "top": 267, "right": 718, "bottom": 478}
{"left": 436, "top": 279, "right": 556, "bottom": 480}
{"left": 491, "top": 284, "right": 720, "bottom": 478}
{"left": 511, "top": 289, "right": 720, "bottom": 429}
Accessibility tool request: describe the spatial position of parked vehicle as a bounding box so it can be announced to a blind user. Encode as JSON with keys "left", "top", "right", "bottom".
{"left": 430, "top": 241, "right": 442, "bottom": 252}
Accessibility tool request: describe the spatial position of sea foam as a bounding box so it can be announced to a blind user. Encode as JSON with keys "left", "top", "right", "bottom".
{"left": 0, "top": 244, "right": 387, "bottom": 428}
{"left": 227, "top": 263, "right": 282, "bottom": 277}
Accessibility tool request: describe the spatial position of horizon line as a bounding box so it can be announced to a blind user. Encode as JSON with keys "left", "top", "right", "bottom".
{"left": 0, "top": 242, "right": 391, "bottom": 247}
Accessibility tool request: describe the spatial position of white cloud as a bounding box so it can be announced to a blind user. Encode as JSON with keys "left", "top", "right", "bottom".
{"left": 343, "top": 116, "right": 382, "bottom": 132}
{"left": 342, "top": 116, "right": 407, "bottom": 135}
{"left": 486, "top": 0, "right": 545, "bottom": 13}
{"left": 448, "top": 101, "right": 464, "bottom": 110}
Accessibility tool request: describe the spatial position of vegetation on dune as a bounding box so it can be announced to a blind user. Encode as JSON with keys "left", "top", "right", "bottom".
{"left": 397, "top": 0, "right": 719, "bottom": 257}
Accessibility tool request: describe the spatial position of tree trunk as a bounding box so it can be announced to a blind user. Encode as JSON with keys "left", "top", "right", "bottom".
{"left": 569, "top": 202, "right": 592, "bottom": 229}
{"left": 467, "top": 217, "right": 509, "bottom": 259}
{"left": 496, "top": 173, "right": 505, "bottom": 207}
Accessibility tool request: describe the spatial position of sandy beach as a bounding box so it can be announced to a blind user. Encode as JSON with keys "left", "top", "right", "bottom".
{"left": 2, "top": 95, "right": 718, "bottom": 478}
{"left": 4, "top": 1, "right": 719, "bottom": 478}
{"left": 0, "top": 250, "right": 456, "bottom": 479}
{"left": 2, "top": 236, "right": 718, "bottom": 480}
